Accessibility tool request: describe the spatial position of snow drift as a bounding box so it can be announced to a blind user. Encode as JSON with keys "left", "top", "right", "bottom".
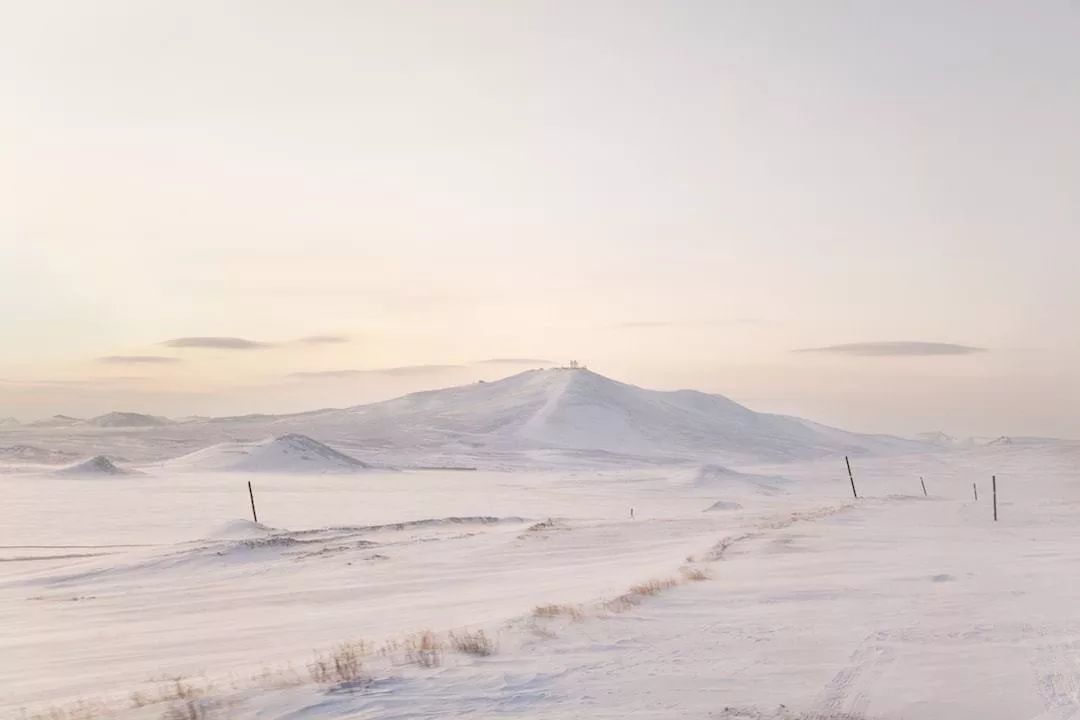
{"left": 163, "top": 434, "right": 371, "bottom": 473}
{"left": 54, "top": 455, "right": 134, "bottom": 476}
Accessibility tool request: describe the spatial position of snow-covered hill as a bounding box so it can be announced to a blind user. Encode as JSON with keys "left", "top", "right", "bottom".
{"left": 1, "top": 369, "right": 930, "bottom": 469}
{"left": 324, "top": 368, "right": 924, "bottom": 464}
{"left": 161, "top": 434, "right": 372, "bottom": 473}
{"left": 86, "top": 412, "right": 173, "bottom": 428}
{"left": 29, "top": 414, "right": 83, "bottom": 428}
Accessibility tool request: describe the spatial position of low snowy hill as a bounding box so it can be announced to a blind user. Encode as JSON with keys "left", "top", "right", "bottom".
{"left": 54, "top": 455, "right": 135, "bottom": 476}
{"left": 327, "top": 368, "right": 924, "bottom": 465}
{"left": 162, "top": 434, "right": 372, "bottom": 473}
{"left": 86, "top": 412, "right": 174, "bottom": 428}
{"left": 30, "top": 415, "right": 83, "bottom": 428}
{"left": 0, "top": 417, "right": 19, "bottom": 429}
{"left": 0, "top": 445, "right": 80, "bottom": 465}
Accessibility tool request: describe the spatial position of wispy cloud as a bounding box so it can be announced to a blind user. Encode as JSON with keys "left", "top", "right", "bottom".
{"left": 164, "top": 337, "right": 273, "bottom": 350}
{"left": 98, "top": 355, "right": 181, "bottom": 364}
{"left": 795, "top": 341, "right": 986, "bottom": 357}
{"left": 163, "top": 335, "right": 350, "bottom": 349}
{"left": 474, "top": 358, "right": 554, "bottom": 365}
{"left": 289, "top": 364, "right": 465, "bottom": 379}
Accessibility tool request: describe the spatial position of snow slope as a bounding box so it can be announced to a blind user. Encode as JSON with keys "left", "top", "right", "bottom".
{"left": 332, "top": 368, "right": 925, "bottom": 464}
{"left": 161, "top": 433, "right": 371, "bottom": 473}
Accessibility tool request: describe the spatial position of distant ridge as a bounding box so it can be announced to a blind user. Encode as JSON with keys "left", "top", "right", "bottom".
{"left": 30, "top": 415, "right": 83, "bottom": 428}
{"left": 87, "top": 412, "right": 174, "bottom": 428}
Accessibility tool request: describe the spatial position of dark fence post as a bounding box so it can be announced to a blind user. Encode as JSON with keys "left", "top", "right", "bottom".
{"left": 845, "top": 456, "right": 858, "bottom": 499}
{"left": 248, "top": 481, "right": 259, "bottom": 523}
{"left": 920, "top": 477, "right": 927, "bottom": 497}
{"left": 992, "top": 475, "right": 997, "bottom": 522}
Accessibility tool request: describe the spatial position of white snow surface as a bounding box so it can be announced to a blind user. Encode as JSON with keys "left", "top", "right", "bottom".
{"left": 4, "top": 370, "right": 1079, "bottom": 719}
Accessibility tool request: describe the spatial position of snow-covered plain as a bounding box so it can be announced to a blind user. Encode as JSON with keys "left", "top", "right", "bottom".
{"left": 3, "top": 370, "right": 1079, "bottom": 719}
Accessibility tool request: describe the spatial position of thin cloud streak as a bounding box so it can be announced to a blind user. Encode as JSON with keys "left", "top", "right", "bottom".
{"left": 296, "top": 335, "right": 350, "bottom": 345}
{"left": 98, "top": 355, "right": 181, "bottom": 364}
{"left": 289, "top": 364, "right": 465, "bottom": 379}
{"left": 795, "top": 341, "right": 986, "bottom": 357}
{"left": 164, "top": 337, "right": 273, "bottom": 350}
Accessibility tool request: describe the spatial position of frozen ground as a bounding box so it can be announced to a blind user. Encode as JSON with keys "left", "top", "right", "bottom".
{"left": 5, "top": 442, "right": 1080, "bottom": 719}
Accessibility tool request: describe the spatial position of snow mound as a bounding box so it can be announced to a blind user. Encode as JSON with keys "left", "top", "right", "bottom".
{"left": 165, "top": 434, "right": 371, "bottom": 473}
{"left": 0, "top": 417, "right": 19, "bottom": 429}
{"left": 703, "top": 500, "right": 743, "bottom": 511}
{"left": 204, "top": 519, "right": 282, "bottom": 540}
{"left": 54, "top": 455, "right": 135, "bottom": 476}
{"left": 87, "top": 412, "right": 173, "bottom": 427}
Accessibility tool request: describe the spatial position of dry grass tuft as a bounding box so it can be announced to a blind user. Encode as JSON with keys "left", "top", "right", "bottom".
{"left": 533, "top": 603, "right": 586, "bottom": 621}
{"left": 20, "top": 700, "right": 110, "bottom": 720}
{"left": 308, "top": 642, "right": 368, "bottom": 686}
{"left": 404, "top": 631, "right": 444, "bottom": 668}
{"left": 680, "top": 567, "right": 710, "bottom": 581}
{"left": 628, "top": 578, "right": 679, "bottom": 596}
{"left": 129, "top": 677, "right": 209, "bottom": 710}
{"left": 605, "top": 576, "right": 682, "bottom": 612}
{"left": 448, "top": 629, "right": 495, "bottom": 656}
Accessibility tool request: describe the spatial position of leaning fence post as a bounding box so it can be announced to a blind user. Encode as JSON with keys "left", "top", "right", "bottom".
{"left": 992, "top": 475, "right": 997, "bottom": 522}
{"left": 248, "top": 480, "right": 259, "bottom": 523}
{"left": 973, "top": 482, "right": 978, "bottom": 501}
{"left": 845, "top": 456, "right": 857, "bottom": 499}
{"left": 920, "top": 477, "right": 927, "bottom": 497}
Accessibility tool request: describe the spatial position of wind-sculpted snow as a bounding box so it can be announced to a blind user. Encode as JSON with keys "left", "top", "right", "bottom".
{"left": 53, "top": 455, "right": 135, "bottom": 476}
{"left": 160, "top": 433, "right": 372, "bottom": 473}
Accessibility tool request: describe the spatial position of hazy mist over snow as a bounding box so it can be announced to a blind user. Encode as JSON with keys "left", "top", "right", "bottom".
{"left": 6, "top": 5, "right": 1080, "bottom": 718}
{"left": 2, "top": 1, "right": 1080, "bottom": 437}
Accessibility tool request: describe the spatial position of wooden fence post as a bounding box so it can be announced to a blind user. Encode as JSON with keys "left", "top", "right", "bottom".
{"left": 248, "top": 481, "right": 259, "bottom": 523}
{"left": 992, "top": 475, "right": 997, "bottom": 522}
{"left": 920, "top": 477, "right": 927, "bottom": 497}
{"left": 845, "top": 456, "right": 857, "bottom": 499}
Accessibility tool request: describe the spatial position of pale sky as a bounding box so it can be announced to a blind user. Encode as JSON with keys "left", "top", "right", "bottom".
{"left": 3, "top": 1, "right": 1079, "bottom": 437}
